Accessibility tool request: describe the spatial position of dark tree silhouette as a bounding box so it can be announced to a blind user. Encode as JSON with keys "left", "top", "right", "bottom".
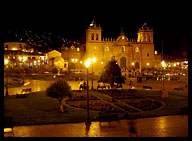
{"left": 46, "top": 80, "right": 72, "bottom": 112}
{"left": 98, "top": 60, "right": 125, "bottom": 101}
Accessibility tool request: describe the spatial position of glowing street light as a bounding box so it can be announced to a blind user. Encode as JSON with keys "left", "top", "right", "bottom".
{"left": 161, "top": 60, "right": 166, "bottom": 90}
{"left": 85, "top": 60, "right": 91, "bottom": 125}
{"left": 85, "top": 60, "right": 91, "bottom": 68}
{"left": 91, "top": 58, "right": 96, "bottom": 90}
{"left": 4, "top": 59, "right": 9, "bottom": 65}
{"left": 92, "top": 58, "right": 96, "bottom": 63}
{"left": 5, "top": 59, "right": 9, "bottom": 96}
{"left": 161, "top": 60, "right": 166, "bottom": 68}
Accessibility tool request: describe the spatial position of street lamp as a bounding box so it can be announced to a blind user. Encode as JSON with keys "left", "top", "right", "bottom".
{"left": 4, "top": 59, "right": 9, "bottom": 96}
{"left": 23, "top": 56, "right": 27, "bottom": 84}
{"left": 85, "top": 60, "right": 91, "bottom": 125}
{"left": 91, "top": 58, "right": 96, "bottom": 90}
{"left": 161, "top": 60, "right": 166, "bottom": 90}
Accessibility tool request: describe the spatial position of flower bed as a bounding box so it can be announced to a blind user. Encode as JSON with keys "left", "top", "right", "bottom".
{"left": 68, "top": 102, "right": 124, "bottom": 112}
{"left": 107, "top": 91, "right": 145, "bottom": 99}
{"left": 127, "top": 98, "right": 162, "bottom": 111}
{"left": 69, "top": 94, "right": 100, "bottom": 101}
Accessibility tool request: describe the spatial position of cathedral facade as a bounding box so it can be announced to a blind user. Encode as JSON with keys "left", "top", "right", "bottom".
{"left": 85, "top": 21, "right": 156, "bottom": 75}
{"left": 61, "top": 21, "right": 161, "bottom": 75}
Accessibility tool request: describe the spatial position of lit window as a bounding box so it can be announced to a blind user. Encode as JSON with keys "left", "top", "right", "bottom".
{"left": 105, "top": 47, "right": 109, "bottom": 52}
{"left": 122, "top": 46, "right": 125, "bottom": 52}
{"left": 135, "top": 47, "right": 139, "bottom": 52}
{"left": 155, "top": 51, "right": 157, "bottom": 54}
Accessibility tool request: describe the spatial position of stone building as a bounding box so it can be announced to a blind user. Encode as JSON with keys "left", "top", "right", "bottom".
{"left": 85, "top": 21, "right": 159, "bottom": 75}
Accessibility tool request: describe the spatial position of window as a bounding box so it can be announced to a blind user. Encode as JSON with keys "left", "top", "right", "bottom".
{"left": 64, "top": 63, "right": 67, "bottom": 68}
{"left": 105, "top": 47, "right": 109, "bottom": 52}
{"left": 91, "top": 33, "right": 94, "bottom": 40}
{"left": 96, "top": 34, "right": 98, "bottom": 40}
{"left": 147, "top": 53, "right": 149, "bottom": 57}
{"left": 122, "top": 46, "right": 125, "bottom": 52}
{"left": 135, "top": 47, "right": 139, "bottom": 52}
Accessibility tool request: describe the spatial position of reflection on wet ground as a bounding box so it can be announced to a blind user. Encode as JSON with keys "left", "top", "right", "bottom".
{"left": 10, "top": 115, "right": 187, "bottom": 137}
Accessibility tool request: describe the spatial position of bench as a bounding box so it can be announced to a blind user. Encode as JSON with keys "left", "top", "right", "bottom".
{"left": 16, "top": 94, "right": 27, "bottom": 98}
{"left": 79, "top": 84, "right": 87, "bottom": 90}
{"left": 143, "top": 86, "right": 152, "bottom": 90}
{"left": 98, "top": 112, "right": 118, "bottom": 122}
{"left": 97, "top": 85, "right": 106, "bottom": 90}
{"left": 16, "top": 88, "right": 31, "bottom": 98}
{"left": 21, "top": 88, "right": 31, "bottom": 93}
{"left": 174, "top": 88, "right": 184, "bottom": 91}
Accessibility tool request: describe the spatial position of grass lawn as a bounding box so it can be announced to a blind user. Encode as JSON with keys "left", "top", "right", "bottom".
{"left": 4, "top": 91, "right": 99, "bottom": 126}
{"left": 4, "top": 90, "right": 188, "bottom": 126}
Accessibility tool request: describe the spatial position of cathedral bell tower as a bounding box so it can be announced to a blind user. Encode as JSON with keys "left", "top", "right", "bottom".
{"left": 137, "top": 23, "right": 153, "bottom": 43}
{"left": 86, "top": 20, "right": 102, "bottom": 43}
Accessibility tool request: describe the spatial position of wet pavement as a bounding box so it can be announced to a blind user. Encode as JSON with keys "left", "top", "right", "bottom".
{"left": 10, "top": 115, "right": 188, "bottom": 137}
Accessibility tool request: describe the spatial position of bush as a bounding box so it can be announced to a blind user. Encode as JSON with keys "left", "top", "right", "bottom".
{"left": 46, "top": 80, "right": 72, "bottom": 112}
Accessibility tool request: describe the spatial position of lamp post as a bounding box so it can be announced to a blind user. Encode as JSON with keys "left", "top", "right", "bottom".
{"left": 5, "top": 59, "right": 9, "bottom": 96}
{"left": 91, "top": 58, "right": 96, "bottom": 90}
{"left": 85, "top": 60, "right": 91, "bottom": 125}
{"left": 23, "top": 56, "right": 27, "bottom": 85}
{"left": 161, "top": 60, "right": 166, "bottom": 90}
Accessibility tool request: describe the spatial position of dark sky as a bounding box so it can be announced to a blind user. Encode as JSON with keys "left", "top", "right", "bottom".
{"left": 1, "top": 1, "right": 189, "bottom": 59}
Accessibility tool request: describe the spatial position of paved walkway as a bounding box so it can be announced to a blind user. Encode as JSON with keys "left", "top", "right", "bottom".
{"left": 7, "top": 115, "right": 188, "bottom": 137}
{"left": 4, "top": 79, "right": 188, "bottom": 96}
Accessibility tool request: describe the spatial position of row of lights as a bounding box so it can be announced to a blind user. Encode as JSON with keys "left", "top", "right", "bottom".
{"left": 71, "top": 58, "right": 104, "bottom": 66}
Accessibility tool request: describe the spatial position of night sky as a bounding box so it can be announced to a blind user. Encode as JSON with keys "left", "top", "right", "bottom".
{"left": 1, "top": 1, "right": 189, "bottom": 59}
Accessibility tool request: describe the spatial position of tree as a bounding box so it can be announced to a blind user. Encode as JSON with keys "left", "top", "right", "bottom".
{"left": 46, "top": 80, "right": 72, "bottom": 112}
{"left": 98, "top": 60, "right": 125, "bottom": 101}
{"left": 99, "top": 60, "right": 125, "bottom": 87}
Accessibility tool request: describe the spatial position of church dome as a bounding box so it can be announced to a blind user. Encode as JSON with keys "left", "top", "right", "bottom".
{"left": 116, "top": 33, "right": 129, "bottom": 43}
